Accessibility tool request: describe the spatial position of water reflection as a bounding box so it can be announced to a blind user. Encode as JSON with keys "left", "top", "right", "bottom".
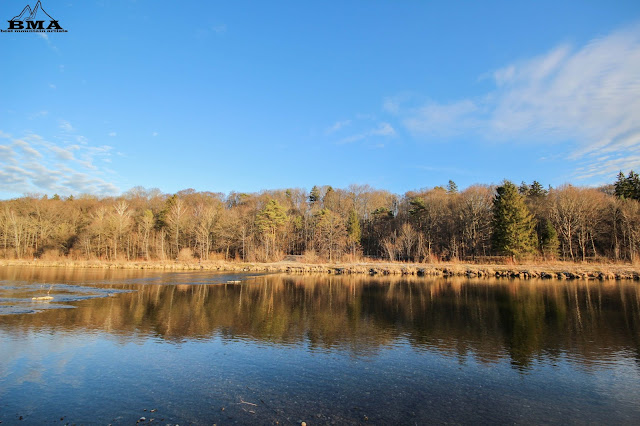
{"left": 1, "top": 267, "right": 639, "bottom": 370}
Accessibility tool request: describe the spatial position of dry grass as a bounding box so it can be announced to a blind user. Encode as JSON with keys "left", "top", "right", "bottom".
{"left": 0, "top": 257, "right": 639, "bottom": 280}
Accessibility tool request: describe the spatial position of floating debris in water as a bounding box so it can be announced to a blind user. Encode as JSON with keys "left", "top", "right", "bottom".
{"left": 31, "top": 296, "right": 53, "bottom": 301}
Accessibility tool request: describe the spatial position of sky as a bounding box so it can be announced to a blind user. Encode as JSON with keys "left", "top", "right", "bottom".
{"left": 1, "top": 0, "right": 640, "bottom": 199}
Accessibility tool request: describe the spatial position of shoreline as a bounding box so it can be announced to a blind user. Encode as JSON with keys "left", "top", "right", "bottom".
{"left": 0, "top": 259, "right": 639, "bottom": 280}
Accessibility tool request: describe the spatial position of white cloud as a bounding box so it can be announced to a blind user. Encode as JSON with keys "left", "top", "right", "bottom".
{"left": 59, "top": 120, "right": 74, "bottom": 132}
{"left": 383, "top": 93, "right": 414, "bottom": 115}
{"left": 370, "top": 122, "right": 396, "bottom": 137}
{"left": 574, "top": 154, "right": 640, "bottom": 180}
{"left": 108, "top": 132, "right": 117, "bottom": 137}
{"left": 152, "top": 132, "right": 159, "bottom": 137}
{"left": 326, "top": 120, "right": 351, "bottom": 134}
{"left": 0, "top": 130, "right": 120, "bottom": 196}
{"left": 36, "top": 31, "right": 58, "bottom": 51}
{"left": 403, "top": 100, "right": 479, "bottom": 137}
{"left": 339, "top": 122, "right": 396, "bottom": 144}
{"left": 29, "top": 110, "right": 48, "bottom": 119}
{"left": 13, "top": 139, "right": 42, "bottom": 158}
{"left": 50, "top": 146, "right": 75, "bottom": 161}
{"left": 396, "top": 25, "right": 640, "bottom": 179}
{"left": 0, "top": 145, "right": 14, "bottom": 161}
{"left": 340, "top": 133, "right": 366, "bottom": 144}
{"left": 383, "top": 98, "right": 400, "bottom": 114}
{"left": 49, "top": 84, "right": 56, "bottom": 90}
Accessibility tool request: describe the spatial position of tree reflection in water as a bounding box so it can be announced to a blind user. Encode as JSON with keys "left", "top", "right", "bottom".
{"left": 1, "top": 267, "right": 638, "bottom": 370}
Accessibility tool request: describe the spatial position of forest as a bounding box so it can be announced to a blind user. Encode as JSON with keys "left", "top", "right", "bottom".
{"left": 1, "top": 171, "right": 639, "bottom": 264}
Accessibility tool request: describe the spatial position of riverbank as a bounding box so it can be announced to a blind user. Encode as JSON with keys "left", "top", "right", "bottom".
{"left": 1, "top": 259, "right": 639, "bottom": 280}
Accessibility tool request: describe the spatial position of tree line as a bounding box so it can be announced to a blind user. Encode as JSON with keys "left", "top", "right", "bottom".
{"left": 1, "top": 172, "right": 639, "bottom": 263}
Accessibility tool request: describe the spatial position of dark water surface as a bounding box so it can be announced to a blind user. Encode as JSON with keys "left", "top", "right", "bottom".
{"left": 1, "top": 266, "right": 639, "bottom": 424}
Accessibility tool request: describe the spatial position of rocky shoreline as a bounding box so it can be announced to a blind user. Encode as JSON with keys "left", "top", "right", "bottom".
{"left": 1, "top": 259, "right": 639, "bottom": 281}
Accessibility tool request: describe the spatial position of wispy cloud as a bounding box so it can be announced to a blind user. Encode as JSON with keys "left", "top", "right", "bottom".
{"left": 0, "top": 145, "right": 14, "bottom": 161}
{"left": 50, "top": 145, "right": 75, "bottom": 161}
{"left": 393, "top": 25, "right": 640, "bottom": 179}
{"left": 37, "top": 32, "right": 58, "bottom": 52}
{"left": 108, "top": 132, "right": 117, "bottom": 137}
{"left": 403, "top": 100, "right": 480, "bottom": 137}
{"left": 325, "top": 120, "right": 351, "bottom": 134}
{"left": 0, "top": 126, "right": 120, "bottom": 196}
{"left": 339, "top": 122, "right": 396, "bottom": 144}
{"left": 14, "top": 139, "right": 42, "bottom": 158}
{"left": 59, "top": 120, "right": 74, "bottom": 132}
{"left": 29, "top": 110, "right": 49, "bottom": 120}
{"left": 370, "top": 122, "right": 396, "bottom": 137}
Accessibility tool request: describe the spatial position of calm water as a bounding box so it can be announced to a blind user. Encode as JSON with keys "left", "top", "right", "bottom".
{"left": 1, "top": 266, "right": 639, "bottom": 424}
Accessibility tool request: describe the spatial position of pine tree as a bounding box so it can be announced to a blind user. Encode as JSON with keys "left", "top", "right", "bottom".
{"left": 630, "top": 172, "right": 640, "bottom": 199}
{"left": 529, "top": 181, "right": 547, "bottom": 197}
{"left": 256, "top": 199, "right": 287, "bottom": 235}
{"left": 491, "top": 181, "right": 537, "bottom": 259}
{"left": 615, "top": 171, "right": 640, "bottom": 200}
{"left": 537, "top": 218, "right": 559, "bottom": 259}
{"left": 614, "top": 171, "right": 629, "bottom": 199}
{"left": 309, "top": 185, "right": 320, "bottom": 205}
{"left": 447, "top": 180, "right": 458, "bottom": 194}
{"left": 346, "top": 209, "right": 361, "bottom": 256}
{"left": 518, "top": 181, "right": 530, "bottom": 195}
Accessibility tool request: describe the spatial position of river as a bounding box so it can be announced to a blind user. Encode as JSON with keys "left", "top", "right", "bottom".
{"left": 1, "top": 266, "right": 639, "bottom": 424}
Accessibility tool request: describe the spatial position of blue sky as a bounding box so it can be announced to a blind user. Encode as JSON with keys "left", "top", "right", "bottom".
{"left": 1, "top": 0, "right": 640, "bottom": 198}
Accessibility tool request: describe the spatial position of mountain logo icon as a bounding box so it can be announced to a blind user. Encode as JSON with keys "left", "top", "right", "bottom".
{"left": 3, "top": 0, "right": 67, "bottom": 33}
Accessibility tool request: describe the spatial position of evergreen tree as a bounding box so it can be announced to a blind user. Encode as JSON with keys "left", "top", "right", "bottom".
{"left": 537, "top": 218, "right": 559, "bottom": 259}
{"left": 447, "top": 180, "right": 458, "bottom": 194}
{"left": 614, "top": 171, "right": 640, "bottom": 200}
{"left": 309, "top": 185, "right": 320, "bottom": 205}
{"left": 491, "top": 181, "right": 537, "bottom": 259}
{"left": 518, "top": 181, "right": 530, "bottom": 195}
{"left": 529, "top": 181, "right": 547, "bottom": 197}
{"left": 256, "top": 199, "right": 287, "bottom": 236}
{"left": 408, "top": 197, "right": 426, "bottom": 215}
{"left": 629, "top": 172, "right": 639, "bottom": 199}
{"left": 614, "top": 172, "right": 629, "bottom": 198}
{"left": 346, "top": 209, "right": 361, "bottom": 256}
{"left": 323, "top": 186, "right": 338, "bottom": 210}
